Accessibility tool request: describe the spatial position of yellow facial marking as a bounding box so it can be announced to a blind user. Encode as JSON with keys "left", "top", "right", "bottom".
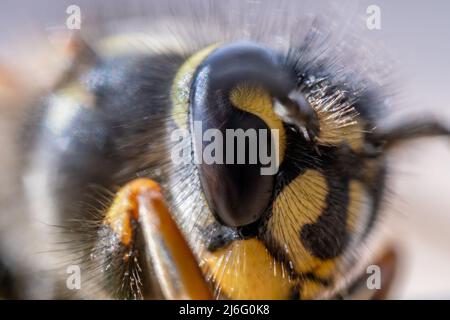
{"left": 202, "top": 238, "right": 293, "bottom": 299}
{"left": 268, "top": 170, "right": 335, "bottom": 277}
{"left": 171, "top": 44, "right": 219, "bottom": 129}
{"left": 317, "top": 119, "right": 365, "bottom": 151}
{"left": 313, "top": 259, "right": 340, "bottom": 279}
{"left": 312, "top": 99, "right": 365, "bottom": 151}
{"left": 229, "top": 85, "right": 287, "bottom": 162}
{"left": 299, "top": 279, "right": 327, "bottom": 300}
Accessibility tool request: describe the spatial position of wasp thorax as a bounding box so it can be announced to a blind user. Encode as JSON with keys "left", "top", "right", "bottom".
{"left": 188, "top": 42, "right": 297, "bottom": 227}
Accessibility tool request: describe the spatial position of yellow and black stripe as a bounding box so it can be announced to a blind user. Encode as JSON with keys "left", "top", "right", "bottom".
{"left": 168, "top": 42, "right": 387, "bottom": 299}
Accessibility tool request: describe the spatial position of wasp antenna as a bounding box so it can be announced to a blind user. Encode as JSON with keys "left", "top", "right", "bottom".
{"left": 373, "top": 118, "right": 450, "bottom": 152}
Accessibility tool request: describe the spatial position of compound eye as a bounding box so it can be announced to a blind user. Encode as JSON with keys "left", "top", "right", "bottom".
{"left": 189, "top": 42, "right": 293, "bottom": 228}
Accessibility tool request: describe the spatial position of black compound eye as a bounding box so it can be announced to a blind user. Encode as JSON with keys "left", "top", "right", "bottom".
{"left": 189, "top": 42, "right": 298, "bottom": 228}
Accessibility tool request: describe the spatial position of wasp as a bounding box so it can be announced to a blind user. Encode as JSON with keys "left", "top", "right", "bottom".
{"left": 0, "top": 0, "right": 449, "bottom": 300}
